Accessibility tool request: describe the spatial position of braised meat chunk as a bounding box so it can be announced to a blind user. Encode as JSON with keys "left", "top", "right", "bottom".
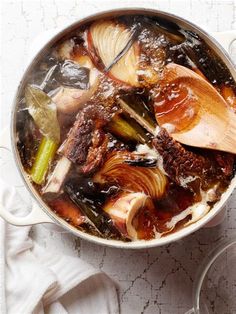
{"left": 153, "top": 128, "right": 208, "bottom": 182}
{"left": 153, "top": 128, "right": 235, "bottom": 199}
{"left": 81, "top": 129, "right": 109, "bottom": 174}
{"left": 60, "top": 104, "right": 111, "bottom": 165}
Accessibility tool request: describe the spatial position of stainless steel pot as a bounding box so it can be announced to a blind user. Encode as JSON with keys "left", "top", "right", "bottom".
{"left": 1, "top": 8, "right": 236, "bottom": 249}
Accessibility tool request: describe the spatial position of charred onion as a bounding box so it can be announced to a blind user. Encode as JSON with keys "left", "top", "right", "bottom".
{"left": 94, "top": 151, "right": 167, "bottom": 199}
{"left": 88, "top": 20, "right": 140, "bottom": 86}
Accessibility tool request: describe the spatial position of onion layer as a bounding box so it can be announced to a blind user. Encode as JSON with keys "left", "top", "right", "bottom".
{"left": 88, "top": 20, "right": 140, "bottom": 86}
{"left": 104, "top": 192, "right": 152, "bottom": 239}
{"left": 94, "top": 151, "right": 167, "bottom": 199}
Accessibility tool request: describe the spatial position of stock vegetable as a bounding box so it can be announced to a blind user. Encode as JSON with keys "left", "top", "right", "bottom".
{"left": 88, "top": 20, "right": 140, "bottom": 86}
{"left": 25, "top": 85, "right": 60, "bottom": 143}
{"left": 52, "top": 58, "right": 99, "bottom": 114}
{"left": 31, "top": 137, "right": 58, "bottom": 185}
{"left": 124, "top": 156, "right": 157, "bottom": 167}
{"left": 104, "top": 192, "right": 153, "bottom": 239}
{"left": 25, "top": 85, "right": 60, "bottom": 184}
{"left": 94, "top": 151, "right": 168, "bottom": 199}
{"left": 107, "top": 113, "right": 151, "bottom": 144}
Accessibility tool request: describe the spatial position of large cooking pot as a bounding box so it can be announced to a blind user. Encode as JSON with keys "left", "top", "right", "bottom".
{"left": 1, "top": 8, "right": 236, "bottom": 249}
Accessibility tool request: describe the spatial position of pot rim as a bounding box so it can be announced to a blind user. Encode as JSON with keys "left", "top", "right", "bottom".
{"left": 10, "top": 7, "right": 236, "bottom": 249}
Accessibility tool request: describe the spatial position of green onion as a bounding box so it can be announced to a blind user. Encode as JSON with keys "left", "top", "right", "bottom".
{"left": 108, "top": 114, "right": 151, "bottom": 145}
{"left": 31, "top": 137, "right": 58, "bottom": 185}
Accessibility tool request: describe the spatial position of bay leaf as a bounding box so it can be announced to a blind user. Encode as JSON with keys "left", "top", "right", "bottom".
{"left": 25, "top": 85, "right": 60, "bottom": 143}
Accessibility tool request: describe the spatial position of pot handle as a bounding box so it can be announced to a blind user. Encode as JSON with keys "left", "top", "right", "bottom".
{"left": 212, "top": 30, "right": 236, "bottom": 56}
{"left": 0, "top": 202, "right": 54, "bottom": 226}
{"left": 0, "top": 128, "right": 54, "bottom": 226}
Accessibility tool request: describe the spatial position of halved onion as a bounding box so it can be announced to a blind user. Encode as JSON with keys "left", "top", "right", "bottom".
{"left": 104, "top": 192, "right": 152, "bottom": 239}
{"left": 52, "top": 79, "right": 98, "bottom": 114}
{"left": 88, "top": 20, "right": 140, "bottom": 86}
{"left": 94, "top": 151, "right": 167, "bottom": 199}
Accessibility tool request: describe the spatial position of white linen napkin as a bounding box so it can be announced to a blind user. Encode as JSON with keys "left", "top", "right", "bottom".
{"left": 0, "top": 178, "right": 119, "bottom": 314}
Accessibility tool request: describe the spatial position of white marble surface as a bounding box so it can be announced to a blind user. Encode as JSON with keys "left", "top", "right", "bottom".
{"left": 1, "top": 1, "right": 236, "bottom": 313}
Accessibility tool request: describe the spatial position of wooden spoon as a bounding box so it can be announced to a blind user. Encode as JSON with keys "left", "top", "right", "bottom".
{"left": 154, "top": 63, "right": 236, "bottom": 154}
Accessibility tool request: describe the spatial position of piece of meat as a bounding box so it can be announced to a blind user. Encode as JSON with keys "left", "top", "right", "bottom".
{"left": 49, "top": 196, "right": 86, "bottom": 227}
{"left": 215, "top": 152, "right": 235, "bottom": 177}
{"left": 81, "top": 129, "right": 109, "bottom": 175}
{"left": 152, "top": 128, "right": 224, "bottom": 199}
{"left": 60, "top": 111, "right": 93, "bottom": 164}
{"left": 60, "top": 104, "right": 112, "bottom": 166}
{"left": 153, "top": 128, "right": 235, "bottom": 197}
{"left": 153, "top": 128, "right": 210, "bottom": 182}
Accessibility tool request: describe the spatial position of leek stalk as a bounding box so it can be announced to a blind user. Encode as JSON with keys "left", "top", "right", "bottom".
{"left": 108, "top": 114, "right": 151, "bottom": 145}
{"left": 31, "top": 137, "right": 58, "bottom": 185}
